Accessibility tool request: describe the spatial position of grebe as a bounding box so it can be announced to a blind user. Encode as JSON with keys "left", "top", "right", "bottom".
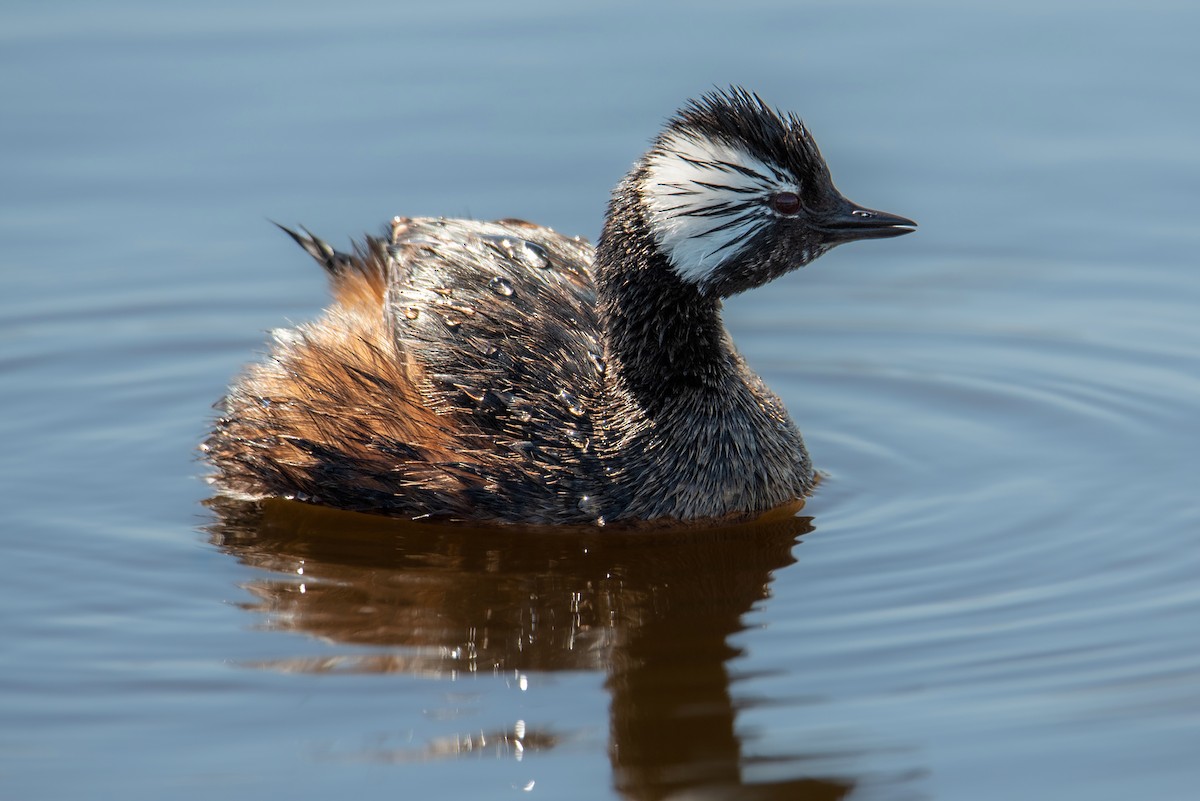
{"left": 204, "top": 87, "right": 915, "bottom": 525}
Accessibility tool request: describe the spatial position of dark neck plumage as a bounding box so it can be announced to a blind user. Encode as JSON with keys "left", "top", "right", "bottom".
{"left": 594, "top": 170, "right": 735, "bottom": 414}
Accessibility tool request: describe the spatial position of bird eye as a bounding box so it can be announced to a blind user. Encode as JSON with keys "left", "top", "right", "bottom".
{"left": 768, "top": 191, "right": 801, "bottom": 215}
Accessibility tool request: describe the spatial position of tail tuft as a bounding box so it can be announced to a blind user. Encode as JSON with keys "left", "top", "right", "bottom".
{"left": 272, "top": 222, "right": 357, "bottom": 278}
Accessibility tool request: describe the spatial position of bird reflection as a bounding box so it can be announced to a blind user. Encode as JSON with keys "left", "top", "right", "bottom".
{"left": 207, "top": 498, "right": 854, "bottom": 800}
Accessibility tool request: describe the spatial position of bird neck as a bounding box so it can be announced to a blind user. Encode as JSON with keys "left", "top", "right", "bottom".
{"left": 594, "top": 171, "right": 734, "bottom": 412}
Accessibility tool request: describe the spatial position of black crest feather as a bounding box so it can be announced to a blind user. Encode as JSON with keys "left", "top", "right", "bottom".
{"left": 663, "top": 86, "right": 828, "bottom": 188}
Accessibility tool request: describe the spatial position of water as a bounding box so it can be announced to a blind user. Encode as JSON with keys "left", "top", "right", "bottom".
{"left": 3, "top": 1, "right": 1198, "bottom": 799}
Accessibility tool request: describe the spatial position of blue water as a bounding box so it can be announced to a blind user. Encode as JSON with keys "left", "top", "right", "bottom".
{"left": 3, "top": 1, "right": 1199, "bottom": 799}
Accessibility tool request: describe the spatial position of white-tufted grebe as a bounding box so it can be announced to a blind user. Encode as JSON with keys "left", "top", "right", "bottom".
{"left": 204, "top": 87, "right": 915, "bottom": 525}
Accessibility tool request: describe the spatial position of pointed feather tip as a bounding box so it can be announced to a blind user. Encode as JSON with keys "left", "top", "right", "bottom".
{"left": 269, "top": 219, "right": 306, "bottom": 245}
{"left": 270, "top": 220, "right": 344, "bottom": 276}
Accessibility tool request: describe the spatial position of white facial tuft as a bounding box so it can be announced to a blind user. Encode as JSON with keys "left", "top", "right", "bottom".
{"left": 643, "top": 131, "right": 798, "bottom": 286}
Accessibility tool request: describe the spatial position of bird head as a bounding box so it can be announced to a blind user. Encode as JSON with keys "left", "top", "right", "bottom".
{"left": 640, "top": 87, "right": 915, "bottom": 297}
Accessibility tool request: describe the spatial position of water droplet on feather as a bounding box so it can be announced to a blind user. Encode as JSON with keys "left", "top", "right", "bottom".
{"left": 557, "top": 389, "right": 585, "bottom": 417}
{"left": 481, "top": 235, "right": 551, "bottom": 269}
{"left": 488, "top": 276, "right": 514, "bottom": 296}
{"left": 517, "top": 241, "right": 551, "bottom": 269}
{"left": 577, "top": 495, "right": 599, "bottom": 515}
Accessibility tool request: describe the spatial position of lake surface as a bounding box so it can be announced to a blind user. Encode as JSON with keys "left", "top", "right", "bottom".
{"left": 3, "top": 1, "right": 1198, "bottom": 799}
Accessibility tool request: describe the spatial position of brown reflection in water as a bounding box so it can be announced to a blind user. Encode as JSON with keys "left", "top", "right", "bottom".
{"left": 208, "top": 498, "right": 854, "bottom": 800}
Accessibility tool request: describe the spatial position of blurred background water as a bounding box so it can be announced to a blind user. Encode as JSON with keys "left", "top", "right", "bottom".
{"left": 2, "top": 1, "right": 1198, "bottom": 799}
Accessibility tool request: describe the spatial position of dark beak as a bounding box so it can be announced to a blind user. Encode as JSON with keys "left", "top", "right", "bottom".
{"left": 817, "top": 197, "right": 917, "bottom": 244}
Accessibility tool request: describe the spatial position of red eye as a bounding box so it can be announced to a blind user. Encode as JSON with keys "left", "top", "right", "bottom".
{"left": 769, "top": 191, "right": 801, "bottom": 215}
